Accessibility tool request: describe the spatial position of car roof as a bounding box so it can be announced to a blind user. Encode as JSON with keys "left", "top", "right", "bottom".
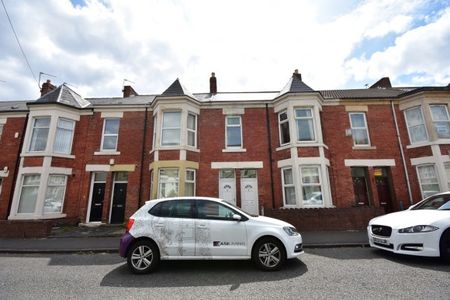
{"left": 144, "top": 196, "right": 224, "bottom": 205}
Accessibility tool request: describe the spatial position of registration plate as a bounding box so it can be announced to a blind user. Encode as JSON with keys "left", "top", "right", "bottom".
{"left": 373, "top": 237, "right": 388, "bottom": 245}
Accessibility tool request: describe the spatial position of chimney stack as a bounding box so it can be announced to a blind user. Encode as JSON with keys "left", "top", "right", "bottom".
{"left": 293, "top": 69, "right": 302, "bottom": 80}
{"left": 122, "top": 85, "right": 138, "bottom": 98}
{"left": 40, "top": 80, "right": 56, "bottom": 96}
{"left": 209, "top": 72, "right": 217, "bottom": 94}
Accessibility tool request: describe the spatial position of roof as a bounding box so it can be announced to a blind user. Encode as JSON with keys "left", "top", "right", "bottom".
{"left": 278, "top": 72, "right": 315, "bottom": 97}
{"left": 194, "top": 91, "right": 279, "bottom": 102}
{"left": 160, "top": 79, "right": 196, "bottom": 99}
{"left": 319, "top": 88, "right": 405, "bottom": 99}
{"left": 31, "top": 84, "right": 91, "bottom": 108}
{"left": 0, "top": 100, "right": 29, "bottom": 112}
{"left": 87, "top": 95, "right": 156, "bottom": 106}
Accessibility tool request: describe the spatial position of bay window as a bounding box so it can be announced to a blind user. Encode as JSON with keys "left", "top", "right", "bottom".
{"left": 53, "top": 118, "right": 75, "bottom": 154}
{"left": 29, "top": 117, "right": 50, "bottom": 151}
{"left": 161, "top": 112, "right": 181, "bottom": 146}
{"left": 405, "top": 106, "right": 427, "bottom": 144}
{"left": 101, "top": 118, "right": 120, "bottom": 151}
{"left": 300, "top": 166, "right": 323, "bottom": 206}
{"left": 158, "top": 168, "right": 179, "bottom": 198}
{"left": 282, "top": 168, "right": 296, "bottom": 205}
{"left": 430, "top": 105, "right": 450, "bottom": 139}
{"left": 417, "top": 165, "right": 440, "bottom": 198}
{"left": 17, "top": 175, "right": 40, "bottom": 213}
{"left": 187, "top": 113, "right": 197, "bottom": 147}
{"left": 278, "top": 111, "right": 290, "bottom": 145}
{"left": 43, "top": 175, "right": 67, "bottom": 213}
{"left": 295, "top": 108, "right": 315, "bottom": 141}
{"left": 185, "top": 169, "right": 196, "bottom": 196}
{"left": 349, "top": 112, "right": 370, "bottom": 146}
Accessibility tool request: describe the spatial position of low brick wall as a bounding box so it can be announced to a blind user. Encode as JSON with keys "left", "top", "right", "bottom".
{"left": 0, "top": 220, "right": 53, "bottom": 238}
{"left": 265, "top": 207, "right": 385, "bottom": 231}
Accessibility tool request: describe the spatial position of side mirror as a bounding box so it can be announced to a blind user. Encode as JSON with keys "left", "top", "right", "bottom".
{"left": 232, "top": 214, "right": 242, "bottom": 221}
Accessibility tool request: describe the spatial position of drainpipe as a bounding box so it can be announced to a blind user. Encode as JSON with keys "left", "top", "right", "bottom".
{"left": 265, "top": 104, "right": 275, "bottom": 209}
{"left": 138, "top": 106, "right": 149, "bottom": 208}
{"left": 7, "top": 113, "right": 29, "bottom": 217}
{"left": 390, "top": 100, "right": 413, "bottom": 205}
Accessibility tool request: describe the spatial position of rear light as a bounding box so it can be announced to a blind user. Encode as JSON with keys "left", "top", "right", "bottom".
{"left": 126, "top": 218, "right": 135, "bottom": 232}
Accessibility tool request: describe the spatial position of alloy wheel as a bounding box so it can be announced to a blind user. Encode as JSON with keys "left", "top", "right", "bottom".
{"left": 131, "top": 245, "right": 153, "bottom": 271}
{"left": 258, "top": 242, "right": 281, "bottom": 268}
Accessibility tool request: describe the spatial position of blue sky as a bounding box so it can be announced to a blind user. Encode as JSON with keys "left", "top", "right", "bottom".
{"left": 1, "top": 0, "right": 449, "bottom": 100}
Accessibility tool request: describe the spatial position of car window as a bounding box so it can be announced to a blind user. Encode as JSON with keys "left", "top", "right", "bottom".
{"left": 412, "top": 195, "right": 450, "bottom": 210}
{"left": 149, "top": 200, "right": 194, "bottom": 218}
{"left": 196, "top": 200, "right": 236, "bottom": 221}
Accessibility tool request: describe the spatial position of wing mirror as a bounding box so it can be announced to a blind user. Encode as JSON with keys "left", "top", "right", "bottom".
{"left": 232, "top": 214, "right": 242, "bottom": 221}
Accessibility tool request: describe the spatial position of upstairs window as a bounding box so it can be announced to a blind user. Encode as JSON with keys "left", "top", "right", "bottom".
{"left": 101, "top": 118, "right": 120, "bottom": 151}
{"left": 225, "top": 116, "right": 242, "bottom": 148}
{"left": 405, "top": 106, "right": 427, "bottom": 144}
{"left": 349, "top": 112, "right": 370, "bottom": 146}
{"left": 187, "top": 113, "right": 197, "bottom": 147}
{"left": 278, "top": 111, "right": 290, "bottom": 145}
{"left": 29, "top": 117, "right": 50, "bottom": 152}
{"left": 295, "top": 108, "right": 315, "bottom": 141}
{"left": 53, "top": 118, "right": 75, "bottom": 154}
{"left": 430, "top": 105, "right": 450, "bottom": 139}
{"left": 161, "top": 112, "right": 181, "bottom": 146}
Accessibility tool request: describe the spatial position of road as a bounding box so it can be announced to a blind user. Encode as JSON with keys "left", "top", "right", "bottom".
{"left": 0, "top": 247, "right": 449, "bottom": 299}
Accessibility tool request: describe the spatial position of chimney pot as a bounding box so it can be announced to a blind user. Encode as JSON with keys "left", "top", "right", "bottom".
{"left": 294, "top": 69, "right": 299, "bottom": 74}
{"left": 210, "top": 72, "right": 217, "bottom": 94}
{"left": 40, "top": 80, "right": 56, "bottom": 96}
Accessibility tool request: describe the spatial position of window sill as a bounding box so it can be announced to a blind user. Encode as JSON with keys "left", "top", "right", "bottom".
{"left": 21, "top": 152, "right": 75, "bottom": 159}
{"left": 8, "top": 213, "right": 67, "bottom": 220}
{"left": 152, "top": 146, "right": 200, "bottom": 153}
{"left": 352, "top": 146, "right": 376, "bottom": 150}
{"left": 276, "top": 143, "right": 328, "bottom": 151}
{"left": 52, "top": 153, "right": 76, "bottom": 159}
{"left": 94, "top": 151, "right": 121, "bottom": 156}
{"left": 222, "top": 148, "right": 246, "bottom": 153}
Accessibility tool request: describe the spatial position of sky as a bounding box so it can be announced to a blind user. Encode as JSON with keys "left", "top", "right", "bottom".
{"left": 0, "top": 0, "right": 449, "bottom": 101}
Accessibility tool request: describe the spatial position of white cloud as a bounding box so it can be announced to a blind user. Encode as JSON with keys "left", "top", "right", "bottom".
{"left": 0, "top": 0, "right": 448, "bottom": 101}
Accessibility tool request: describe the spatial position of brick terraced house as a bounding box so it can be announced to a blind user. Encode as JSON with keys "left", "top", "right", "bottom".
{"left": 0, "top": 71, "right": 449, "bottom": 236}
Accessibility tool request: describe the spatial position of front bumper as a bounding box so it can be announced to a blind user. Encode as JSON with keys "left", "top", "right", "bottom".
{"left": 285, "top": 234, "right": 304, "bottom": 259}
{"left": 367, "top": 225, "right": 441, "bottom": 257}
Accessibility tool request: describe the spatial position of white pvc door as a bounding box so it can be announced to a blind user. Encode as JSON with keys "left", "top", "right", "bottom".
{"left": 219, "top": 169, "right": 236, "bottom": 205}
{"left": 240, "top": 169, "right": 259, "bottom": 215}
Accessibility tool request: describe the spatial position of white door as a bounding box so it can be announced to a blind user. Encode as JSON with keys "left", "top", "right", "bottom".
{"left": 195, "top": 200, "right": 247, "bottom": 257}
{"left": 219, "top": 169, "right": 236, "bottom": 205}
{"left": 240, "top": 169, "right": 259, "bottom": 215}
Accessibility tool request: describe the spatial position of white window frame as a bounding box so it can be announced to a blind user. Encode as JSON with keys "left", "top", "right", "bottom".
{"left": 185, "top": 169, "right": 196, "bottom": 196}
{"left": 101, "top": 118, "right": 120, "bottom": 151}
{"left": 445, "top": 163, "right": 450, "bottom": 190}
{"left": 152, "top": 114, "right": 157, "bottom": 150}
{"left": 43, "top": 175, "right": 67, "bottom": 214}
{"left": 158, "top": 168, "right": 179, "bottom": 198}
{"left": 161, "top": 111, "right": 181, "bottom": 147}
{"left": 29, "top": 116, "right": 51, "bottom": 152}
{"left": 295, "top": 108, "right": 316, "bottom": 142}
{"left": 0, "top": 123, "right": 4, "bottom": 141}
{"left": 53, "top": 118, "right": 75, "bottom": 154}
{"left": 404, "top": 106, "right": 428, "bottom": 144}
{"left": 278, "top": 110, "right": 290, "bottom": 146}
{"left": 349, "top": 112, "right": 371, "bottom": 146}
{"left": 299, "top": 165, "right": 323, "bottom": 207}
{"left": 225, "top": 115, "right": 243, "bottom": 149}
{"left": 17, "top": 174, "right": 41, "bottom": 214}
{"left": 187, "top": 112, "right": 197, "bottom": 148}
{"left": 430, "top": 104, "right": 450, "bottom": 139}
{"left": 281, "top": 167, "right": 296, "bottom": 206}
{"left": 416, "top": 164, "right": 441, "bottom": 198}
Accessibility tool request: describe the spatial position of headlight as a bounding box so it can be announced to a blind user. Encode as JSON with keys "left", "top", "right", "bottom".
{"left": 283, "top": 226, "right": 299, "bottom": 236}
{"left": 398, "top": 225, "right": 439, "bottom": 233}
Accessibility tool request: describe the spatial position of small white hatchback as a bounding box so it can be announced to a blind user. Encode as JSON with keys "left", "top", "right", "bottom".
{"left": 119, "top": 197, "right": 303, "bottom": 274}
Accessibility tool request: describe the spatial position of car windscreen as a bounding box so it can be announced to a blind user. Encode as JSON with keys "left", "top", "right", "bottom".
{"left": 220, "top": 200, "right": 256, "bottom": 217}
{"left": 411, "top": 195, "right": 450, "bottom": 210}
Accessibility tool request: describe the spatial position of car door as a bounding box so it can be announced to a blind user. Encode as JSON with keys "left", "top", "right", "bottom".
{"left": 195, "top": 200, "right": 247, "bottom": 257}
{"left": 150, "top": 200, "right": 195, "bottom": 257}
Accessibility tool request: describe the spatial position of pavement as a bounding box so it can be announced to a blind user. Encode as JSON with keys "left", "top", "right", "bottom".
{"left": 0, "top": 224, "right": 369, "bottom": 254}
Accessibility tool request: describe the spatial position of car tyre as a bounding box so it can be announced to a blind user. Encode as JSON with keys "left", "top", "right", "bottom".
{"left": 252, "top": 237, "right": 286, "bottom": 271}
{"left": 440, "top": 229, "right": 450, "bottom": 263}
{"left": 127, "top": 240, "right": 160, "bottom": 274}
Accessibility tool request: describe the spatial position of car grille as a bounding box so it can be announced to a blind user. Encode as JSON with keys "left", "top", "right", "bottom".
{"left": 374, "top": 242, "right": 394, "bottom": 249}
{"left": 371, "top": 225, "right": 392, "bottom": 237}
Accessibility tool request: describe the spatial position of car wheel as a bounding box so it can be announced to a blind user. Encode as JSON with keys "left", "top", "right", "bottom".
{"left": 127, "top": 240, "right": 160, "bottom": 274}
{"left": 440, "top": 229, "right": 450, "bottom": 263}
{"left": 252, "top": 238, "right": 286, "bottom": 271}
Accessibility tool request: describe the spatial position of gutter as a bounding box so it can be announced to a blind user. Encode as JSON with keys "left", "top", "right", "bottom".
{"left": 265, "top": 104, "right": 275, "bottom": 209}
{"left": 390, "top": 100, "right": 413, "bottom": 205}
{"left": 138, "top": 106, "right": 149, "bottom": 208}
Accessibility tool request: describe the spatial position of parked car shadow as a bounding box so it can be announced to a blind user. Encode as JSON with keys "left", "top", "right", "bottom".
{"left": 100, "top": 258, "right": 307, "bottom": 288}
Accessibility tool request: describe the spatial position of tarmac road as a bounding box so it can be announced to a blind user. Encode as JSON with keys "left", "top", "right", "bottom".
{"left": 0, "top": 247, "right": 449, "bottom": 300}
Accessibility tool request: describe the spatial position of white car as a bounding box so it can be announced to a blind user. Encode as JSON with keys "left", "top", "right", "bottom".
{"left": 119, "top": 197, "right": 303, "bottom": 273}
{"left": 368, "top": 192, "right": 450, "bottom": 261}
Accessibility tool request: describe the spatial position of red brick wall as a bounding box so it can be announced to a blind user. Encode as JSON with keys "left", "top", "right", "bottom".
{"left": 441, "top": 144, "right": 450, "bottom": 155}
{"left": 298, "top": 147, "right": 320, "bottom": 157}
{"left": 23, "top": 157, "right": 44, "bottom": 167}
{"left": 159, "top": 150, "right": 179, "bottom": 161}
{"left": 0, "top": 117, "right": 27, "bottom": 220}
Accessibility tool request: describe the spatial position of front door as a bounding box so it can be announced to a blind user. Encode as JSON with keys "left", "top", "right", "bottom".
{"left": 110, "top": 172, "right": 128, "bottom": 224}
{"left": 219, "top": 169, "right": 236, "bottom": 205}
{"left": 195, "top": 200, "right": 247, "bottom": 257}
{"left": 375, "top": 167, "right": 394, "bottom": 212}
{"left": 240, "top": 169, "right": 258, "bottom": 215}
{"left": 351, "top": 167, "right": 370, "bottom": 205}
{"left": 88, "top": 172, "right": 106, "bottom": 222}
